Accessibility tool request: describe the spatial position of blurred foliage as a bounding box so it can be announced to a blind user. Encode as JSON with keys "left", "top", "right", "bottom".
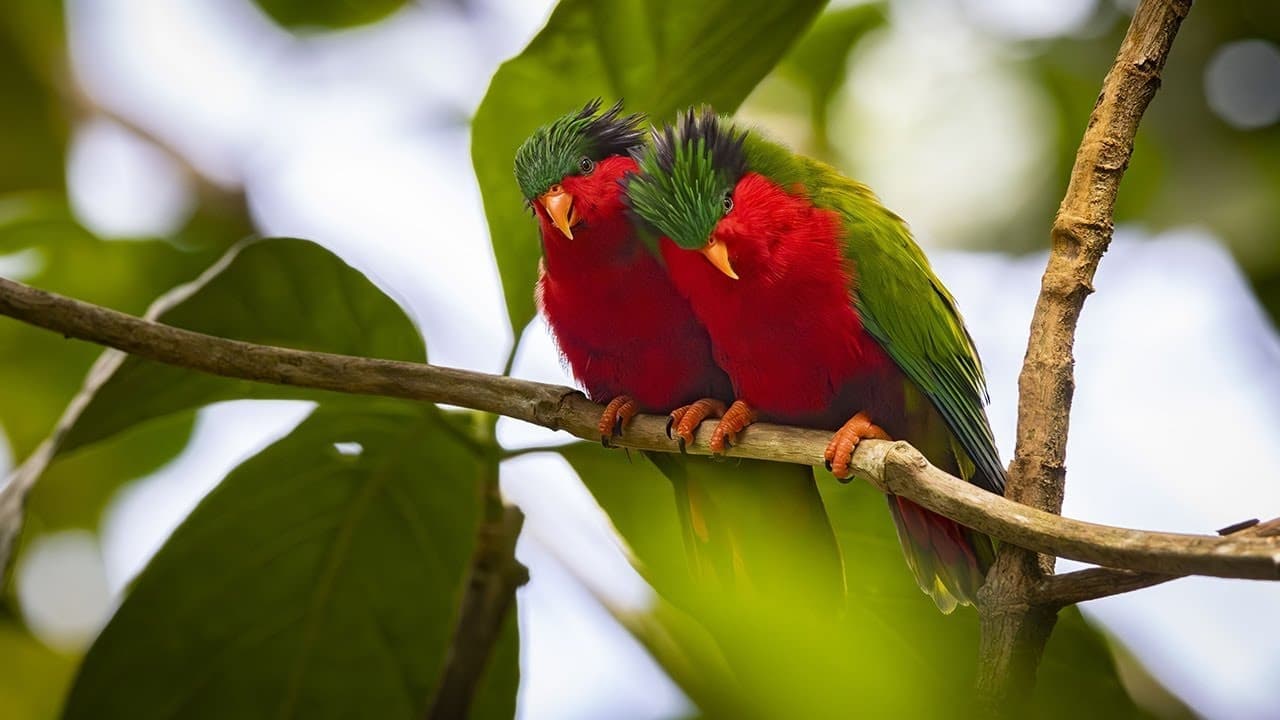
{"left": 62, "top": 401, "right": 497, "bottom": 719}
{"left": 570, "top": 441, "right": 1162, "bottom": 718}
{"left": 773, "top": 3, "right": 887, "bottom": 159}
{"left": 2, "top": 0, "right": 1276, "bottom": 717}
{"left": 251, "top": 0, "right": 408, "bottom": 31}
{"left": 473, "top": 0, "right": 827, "bottom": 332}
{"left": 0, "top": 619, "right": 75, "bottom": 720}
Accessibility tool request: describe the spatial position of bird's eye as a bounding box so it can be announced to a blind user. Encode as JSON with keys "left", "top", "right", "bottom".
{"left": 579, "top": 156, "right": 595, "bottom": 174}
{"left": 722, "top": 193, "right": 734, "bottom": 212}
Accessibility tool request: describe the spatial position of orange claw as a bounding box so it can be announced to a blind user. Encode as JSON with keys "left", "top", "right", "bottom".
{"left": 710, "top": 400, "right": 757, "bottom": 454}
{"left": 824, "top": 411, "right": 891, "bottom": 480}
{"left": 666, "top": 398, "right": 727, "bottom": 453}
{"left": 599, "top": 395, "right": 639, "bottom": 447}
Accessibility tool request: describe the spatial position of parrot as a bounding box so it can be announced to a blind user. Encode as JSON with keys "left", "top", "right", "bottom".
{"left": 623, "top": 108, "right": 1006, "bottom": 613}
{"left": 513, "top": 99, "right": 845, "bottom": 608}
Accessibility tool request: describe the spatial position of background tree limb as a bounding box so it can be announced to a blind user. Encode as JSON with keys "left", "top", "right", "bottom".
{"left": 979, "top": 0, "right": 1195, "bottom": 711}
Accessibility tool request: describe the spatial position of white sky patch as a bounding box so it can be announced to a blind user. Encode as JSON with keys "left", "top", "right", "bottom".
{"left": 16, "top": 530, "right": 113, "bottom": 653}
{"left": 0, "top": 248, "right": 47, "bottom": 281}
{"left": 958, "top": 0, "right": 1098, "bottom": 40}
{"left": 67, "top": 118, "right": 195, "bottom": 239}
{"left": 66, "top": 0, "right": 288, "bottom": 185}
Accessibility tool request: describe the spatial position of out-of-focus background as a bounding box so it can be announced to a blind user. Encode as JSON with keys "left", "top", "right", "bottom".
{"left": 1, "top": 0, "right": 1279, "bottom": 718}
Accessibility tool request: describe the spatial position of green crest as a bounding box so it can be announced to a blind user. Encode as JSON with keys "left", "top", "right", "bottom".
{"left": 513, "top": 98, "right": 645, "bottom": 200}
{"left": 624, "top": 107, "right": 747, "bottom": 250}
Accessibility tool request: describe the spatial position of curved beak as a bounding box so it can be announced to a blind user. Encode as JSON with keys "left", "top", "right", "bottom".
{"left": 537, "top": 185, "right": 580, "bottom": 240}
{"left": 700, "top": 239, "right": 739, "bottom": 280}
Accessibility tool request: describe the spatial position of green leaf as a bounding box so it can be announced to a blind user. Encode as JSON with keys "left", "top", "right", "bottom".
{"left": 569, "top": 442, "right": 1157, "bottom": 716}
{"left": 4, "top": 234, "right": 422, "bottom": 595}
{"left": 472, "top": 0, "right": 829, "bottom": 331}
{"left": 0, "top": 617, "right": 75, "bottom": 720}
{"left": 1036, "top": 608, "right": 1157, "bottom": 719}
{"left": 251, "top": 0, "right": 407, "bottom": 31}
{"left": 62, "top": 401, "right": 502, "bottom": 719}
{"left": 559, "top": 443, "right": 692, "bottom": 596}
{"left": 566, "top": 444, "right": 951, "bottom": 717}
{"left": 468, "top": 605, "right": 520, "bottom": 720}
{"left": 0, "top": 196, "right": 225, "bottom": 459}
{"left": 58, "top": 237, "right": 426, "bottom": 455}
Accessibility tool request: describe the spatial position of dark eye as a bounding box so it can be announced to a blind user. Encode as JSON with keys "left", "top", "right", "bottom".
{"left": 722, "top": 193, "right": 734, "bottom": 212}
{"left": 579, "top": 157, "right": 595, "bottom": 174}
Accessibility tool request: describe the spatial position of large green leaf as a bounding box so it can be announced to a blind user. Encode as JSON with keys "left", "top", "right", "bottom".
{"left": 472, "top": 0, "right": 828, "bottom": 330}
{"left": 59, "top": 237, "right": 426, "bottom": 454}
{"left": 62, "top": 401, "right": 508, "bottom": 719}
{"left": 0, "top": 616, "right": 75, "bottom": 720}
{"left": 3, "top": 235, "right": 423, "bottom": 595}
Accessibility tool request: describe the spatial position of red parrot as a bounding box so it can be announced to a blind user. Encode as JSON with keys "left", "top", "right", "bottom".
{"left": 624, "top": 109, "right": 1005, "bottom": 612}
{"left": 514, "top": 100, "right": 844, "bottom": 606}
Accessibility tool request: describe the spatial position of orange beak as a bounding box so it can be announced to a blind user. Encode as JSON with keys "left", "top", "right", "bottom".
{"left": 537, "top": 184, "right": 580, "bottom": 239}
{"left": 700, "top": 239, "right": 739, "bottom": 280}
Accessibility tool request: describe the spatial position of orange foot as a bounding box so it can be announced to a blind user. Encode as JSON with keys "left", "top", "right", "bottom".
{"left": 710, "top": 400, "right": 757, "bottom": 455}
{"left": 599, "top": 395, "right": 639, "bottom": 447}
{"left": 824, "top": 411, "right": 891, "bottom": 481}
{"left": 666, "top": 398, "right": 726, "bottom": 453}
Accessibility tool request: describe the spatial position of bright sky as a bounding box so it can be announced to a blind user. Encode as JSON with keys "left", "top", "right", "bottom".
{"left": 11, "top": 0, "right": 1280, "bottom": 718}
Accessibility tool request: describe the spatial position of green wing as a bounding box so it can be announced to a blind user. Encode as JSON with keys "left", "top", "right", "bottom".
{"left": 743, "top": 135, "right": 1005, "bottom": 494}
{"left": 836, "top": 187, "right": 1005, "bottom": 494}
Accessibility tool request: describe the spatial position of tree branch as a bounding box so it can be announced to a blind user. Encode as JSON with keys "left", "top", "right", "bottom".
{"left": 427, "top": 484, "right": 527, "bottom": 719}
{"left": 1031, "top": 518, "right": 1280, "bottom": 607}
{"left": 979, "top": 0, "right": 1194, "bottom": 711}
{"left": 1, "top": 274, "right": 1276, "bottom": 583}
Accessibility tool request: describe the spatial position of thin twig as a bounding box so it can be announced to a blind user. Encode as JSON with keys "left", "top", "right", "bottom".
{"left": 1032, "top": 518, "right": 1280, "bottom": 606}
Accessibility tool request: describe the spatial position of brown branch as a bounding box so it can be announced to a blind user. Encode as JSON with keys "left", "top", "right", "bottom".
{"left": 979, "top": 0, "right": 1194, "bottom": 711}
{"left": 2, "top": 274, "right": 1276, "bottom": 583}
{"left": 1032, "top": 518, "right": 1280, "bottom": 606}
{"left": 427, "top": 484, "right": 527, "bottom": 719}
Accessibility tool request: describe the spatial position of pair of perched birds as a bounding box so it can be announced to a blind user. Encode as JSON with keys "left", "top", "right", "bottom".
{"left": 514, "top": 100, "right": 1006, "bottom": 614}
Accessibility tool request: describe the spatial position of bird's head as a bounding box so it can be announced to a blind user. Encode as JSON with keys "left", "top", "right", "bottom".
{"left": 624, "top": 107, "right": 760, "bottom": 281}
{"left": 514, "top": 99, "right": 646, "bottom": 241}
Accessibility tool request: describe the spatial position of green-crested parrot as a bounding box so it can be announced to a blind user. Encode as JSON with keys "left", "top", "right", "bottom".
{"left": 623, "top": 108, "right": 1006, "bottom": 612}
{"left": 513, "top": 100, "right": 844, "bottom": 609}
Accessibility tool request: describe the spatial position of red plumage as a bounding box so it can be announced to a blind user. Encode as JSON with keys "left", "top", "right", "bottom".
{"left": 536, "top": 155, "right": 729, "bottom": 414}
{"left": 533, "top": 156, "right": 845, "bottom": 608}
{"left": 660, "top": 172, "right": 986, "bottom": 608}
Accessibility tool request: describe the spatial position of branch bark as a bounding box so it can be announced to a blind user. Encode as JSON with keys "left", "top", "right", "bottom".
{"left": 1, "top": 273, "right": 1276, "bottom": 583}
{"left": 979, "top": 0, "right": 1194, "bottom": 711}
{"left": 427, "top": 479, "right": 527, "bottom": 719}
